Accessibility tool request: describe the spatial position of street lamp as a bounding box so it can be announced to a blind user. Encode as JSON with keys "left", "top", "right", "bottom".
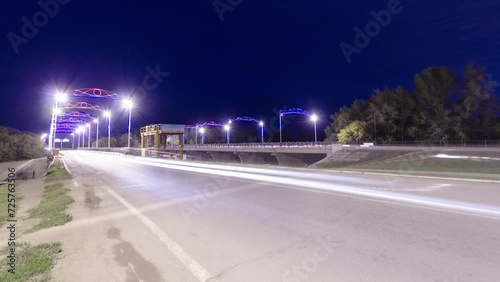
{"left": 259, "top": 121, "right": 264, "bottom": 144}
{"left": 86, "top": 123, "right": 91, "bottom": 148}
{"left": 81, "top": 125, "right": 86, "bottom": 148}
{"left": 123, "top": 99, "right": 133, "bottom": 148}
{"left": 77, "top": 127, "right": 83, "bottom": 148}
{"left": 104, "top": 111, "right": 111, "bottom": 148}
{"left": 199, "top": 127, "right": 205, "bottom": 145}
{"left": 71, "top": 133, "right": 75, "bottom": 150}
{"left": 93, "top": 119, "right": 99, "bottom": 148}
{"left": 224, "top": 124, "right": 230, "bottom": 145}
{"left": 195, "top": 126, "right": 199, "bottom": 145}
{"left": 50, "top": 93, "right": 67, "bottom": 150}
{"left": 311, "top": 114, "right": 318, "bottom": 143}
{"left": 279, "top": 112, "right": 283, "bottom": 143}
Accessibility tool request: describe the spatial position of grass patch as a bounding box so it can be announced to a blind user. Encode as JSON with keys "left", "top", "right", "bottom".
{"left": 0, "top": 184, "right": 23, "bottom": 227}
{"left": 45, "top": 160, "right": 72, "bottom": 183}
{"left": 344, "top": 152, "right": 500, "bottom": 174}
{"left": 26, "top": 182, "right": 74, "bottom": 234}
{"left": 0, "top": 242, "right": 61, "bottom": 282}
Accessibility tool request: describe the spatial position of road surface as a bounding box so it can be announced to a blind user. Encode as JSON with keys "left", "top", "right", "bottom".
{"left": 62, "top": 150, "right": 500, "bottom": 282}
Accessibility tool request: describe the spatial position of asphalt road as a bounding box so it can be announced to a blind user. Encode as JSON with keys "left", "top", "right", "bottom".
{"left": 63, "top": 150, "right": 500, "bottom": 282}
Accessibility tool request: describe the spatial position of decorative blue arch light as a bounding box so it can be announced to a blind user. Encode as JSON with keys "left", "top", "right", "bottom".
{"left": 229, "top": 116, "right": 258, "bottom": 123}
{"left": 279, "top": 107, "right": 313, "bottom": 143}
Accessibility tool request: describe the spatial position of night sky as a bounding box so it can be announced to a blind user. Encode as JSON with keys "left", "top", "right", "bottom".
{"left": 1, "top": 0, "right": 500, "bottom": 140}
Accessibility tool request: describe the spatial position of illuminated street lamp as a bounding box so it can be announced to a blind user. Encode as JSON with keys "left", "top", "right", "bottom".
{"left": 123, "top": 99, "right": 133, "bottom": 148}
{"left": 259, "top": 121, "right": 264, "bottom": 144}
{"left": 224, "top": 124, "right": 230, "bottom": 145}
{"left": 199, "top": 127, "right": 205, "bottom": 145}
{"left": 311, "top": 114, "right": 318, "bottom": 143}
{"left": 195, "top": 126, "right": 199, "bottom": 145}
{"left": 86, "top": 123, "right": 91, "bottom": 148}
{"left": 104, "top": 111, "right": 111, "bottom": 148}
{"left": 76, "top": 127, "right": 82, "bottom": 148}
{"left": 50, "top": 92, "right": 67, "bottom": 150}
{"left": 93, "top": 119, "right": 99, "bottom": 148}
{"left": 81, "top": 125, "right": 86, "bottom": 148}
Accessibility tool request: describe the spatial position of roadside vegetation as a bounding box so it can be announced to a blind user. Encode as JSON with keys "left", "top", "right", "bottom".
{"left": 0, "top": 126, "right": 45, "bottom": 162}
{"left": 325, "top": 63, "right": 500, "bottom": 144}
{"left": 45, "top": 160, "right": 72, "bottom": 183}
{"left": 0, "top": 184, "right": 24, "bottom": 227}
{"left": 0, "top": 242, "right": 62, "bottom": 282}
{"left": 27, "top": 159, "right": 73, "bottom": 233}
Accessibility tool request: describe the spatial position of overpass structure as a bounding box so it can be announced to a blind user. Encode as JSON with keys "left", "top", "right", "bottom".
{"left": 165, "top": 142, "right": 343, "bottom": 166}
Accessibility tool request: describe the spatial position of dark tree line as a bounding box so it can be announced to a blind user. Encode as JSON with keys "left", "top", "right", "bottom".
{"left": 0, "top": 126, "right": 46, "bottom": 162}
{"left": 325, "top": 63, "right": 500, "bottom": 143}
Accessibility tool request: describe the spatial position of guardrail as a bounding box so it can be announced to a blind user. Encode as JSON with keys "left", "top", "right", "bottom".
{"left": 171, "top": 141, "right": 341, "bottom": 149}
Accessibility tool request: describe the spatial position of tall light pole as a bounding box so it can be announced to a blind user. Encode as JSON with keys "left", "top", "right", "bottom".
{"left": 86, "top": 123, "right": 91, "bottom": 148}
{"left": 77, "top": 127, "right": 82, "bottom": 149}
{"left": 199, "top": 127, "right": 205, "bottom": 145}
{"left": 259, "top": 121, "right": 264, "bottom": 144}
{"left": 195, "top": 126, "right": 199, "bottom": 145}
{"left": 93, "top": 119, "right": 99, "bottom": 148}
{"left": 51, "top": 93, "right": 67, "bottom": 150}
{"left": 71, "top": 133, "right": 75, "bottom": 150}
{"left": 279, "top": 112, "right": 283, "bottom": 143}
{"left": 227, "top": 120, "right": 232, "bottom": 144}
{"left": 311, "top": 114, "right": 318, "bottom": 143}
{"left": 81, "top": 125, "right": 86, "bottom": 148}
{"left": 124, "top": 99, "right": 133, "bottom": 148}
{"left": 104, "top": 111, "right": 111, "bottom": 148}
{"left": 224, "top": 124, "right": 230, "bottom": 145}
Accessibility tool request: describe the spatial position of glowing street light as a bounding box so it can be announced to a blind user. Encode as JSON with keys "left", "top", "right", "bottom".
{"left": 259, "top": 121, "right": 264, "bottom": 144}
{"left": 41, "top": 133, "right": 47, "bottom": 140}
{"left": 93, "top": 119, "right": 99, "bottom": 148}
{"left": 224, "top": 124, "right": 230, "bottom": 145}
{"left": 50, "top": 92, "right": 67, "bottom": 150}
{"left": 311, "top": 114, "right": 318, "bottom": 143}
{"left": 80, "top": 125, "right": 86, "bottom": 148}
{"left": 104, "top": 111, "right": 111, "bottom": 148}
{"left": 86, "top": 123, "right": 91, "bottom": 148}
{"left": 123, "top": 99, "right": 133, "bottom": 148}
{"left": 199, "top": 127, "right": 206, "bottom": 145}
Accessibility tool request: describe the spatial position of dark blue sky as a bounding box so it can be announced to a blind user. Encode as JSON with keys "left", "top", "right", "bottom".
{"left": 1, "top": 0, "right": 500, "bottom": 139}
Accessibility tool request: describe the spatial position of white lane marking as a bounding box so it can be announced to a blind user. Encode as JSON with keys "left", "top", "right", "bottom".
{"left": 127, "top": 159, "right": 500, "bottom": 219}
{"left": 121, "top": 184, "right": 143, "bottom": 189}
{"left": 61, "top": 157, "right": 73, "bottom": 175}
{"left": 101, "top": 184, "right": 214, "bottom": 282}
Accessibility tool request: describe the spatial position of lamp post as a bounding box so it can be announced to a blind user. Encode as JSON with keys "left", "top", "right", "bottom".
{"left": 93, "top": 119, "right": 99, "bottom": 148}
{"left": 81, "top": 125, "right": 86, "bottom": 148}
{"left": 311, "top": 114, "right": 318, "bottom": 143}
{"left": 195, "top": 126, "right": 199, "bottom": 145}
{"left": 124, "top": 99, "right": 133, "bottom": 148}
{"left": 224, "top": 124, "right": 230, "bottom": 145}
{"left": 71, "top": 133, "right": 75, "bottom": 150}
{"left": 279, "top": 112, "right": 283, "bottom": 143}
{"left": 86, "top": 123, "right": 91, "bottom": 148}
{"left": 50, "top": 93, "right": 67, "bottom": 150}
{"left": 259, "top": 121, "right": 264, "bottom": 144}
{"left": 199, "top": 127, "right": 205, "bottom": 145}
{"left": 104, "top": 111, "right": 111, "bottom": 148}
{"left": 77, "top": 127, "right": 82, "bottom": 148}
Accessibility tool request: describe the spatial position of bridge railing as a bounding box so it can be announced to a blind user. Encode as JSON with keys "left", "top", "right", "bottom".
{"left": 174, "top": 141, "right": 340, "bottom": 149}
